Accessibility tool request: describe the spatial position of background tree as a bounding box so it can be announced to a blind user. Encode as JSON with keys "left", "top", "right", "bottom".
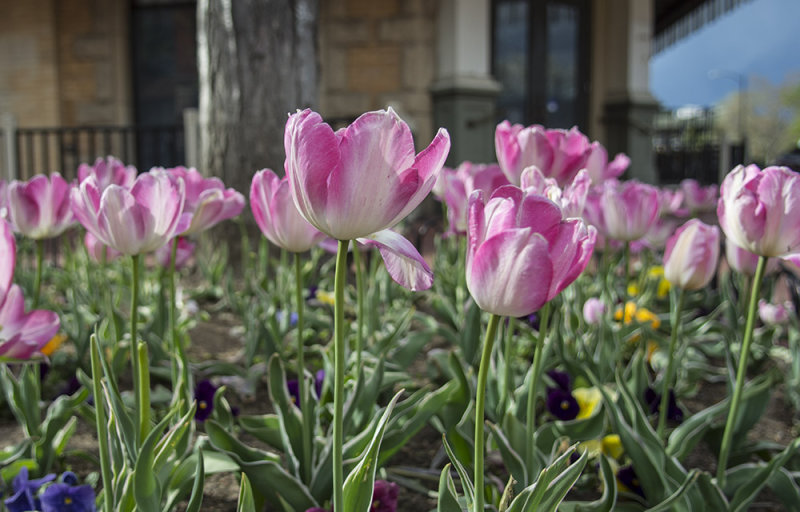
{"left": 198, "top": 0, "right": 319, "bottom": 194}
{"left": 716, "top": 74, "right": 800, "bottom": 165}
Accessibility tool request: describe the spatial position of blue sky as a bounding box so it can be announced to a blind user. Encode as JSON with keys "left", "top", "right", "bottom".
{"left": 650, "top": 0, "right": 800, "bottom": 108}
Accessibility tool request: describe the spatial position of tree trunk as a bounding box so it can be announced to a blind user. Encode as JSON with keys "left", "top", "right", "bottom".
{"left": 198, "top": 0, "right": 318, "bottom": 194}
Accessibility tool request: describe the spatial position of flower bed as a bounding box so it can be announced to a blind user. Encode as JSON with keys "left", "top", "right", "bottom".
{"left": 0, "top": 110, "right": 798, "bottom": 512}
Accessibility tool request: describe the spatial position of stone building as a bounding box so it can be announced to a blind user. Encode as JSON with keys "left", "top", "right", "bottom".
{"left": 0, "top": 0, "right": 747, "bottom": 182}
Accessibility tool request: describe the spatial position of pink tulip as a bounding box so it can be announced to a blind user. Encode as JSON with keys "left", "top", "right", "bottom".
{"left": 495, "top": 121, "right": 594, "bottom": 187}
{"left": 520, "top": 167, "right": 590, "bottom": 219}
{"left": 156, "top": 236, "right": 196, "bottom": 270}
{"left": 71, "top": 170, "right": 185, "bottom": 255}
{"left": 718, "top": 165, "right": 800, "bottom": 265}
{"left": 725, "top": 238, "right": 780, "bottom": 277}
{"left": 680, "top": 179, "right": 718, "bottom": 214}
{"left": 0, "top": 220, "right": 60, "bottom": 359}
{"left": 583, "top": 179, "right": 660, "bottom": 242}
{"left": 84, "top": 232, "right": 121, "bottom": 263}
{"left": 0, "top": 180, "right": 7, "bottom": 219}
{"left": 78, "top": 156, "right": 137, "bottom": 190}
{"left": 284, "top": 108, "right": 450, "bottom": 290}
{"left": 250, "top": 169, "right": 325, "bottom": 252}
{"left": 663, "top": 219, "right": 720, "bottom": 290}
{"left": 6, "top": 173, "right": 75, "bottom": 239}
{"left": 433, "top": 162, "right": 509, "bottom": 235}
{"left": 166, "top": 167, "right": 245, "bottom": 236}
{"left": 285, "top": 108, "right": 449, "bottom": 240}
{"left": 583, "top": 298, "right": 605, "bottom": 325}
{"left": 659, "top": 187, "right": 687, "bottom": 217}
{"left": 466, "top": 186, "right": 596, "bottom": 316}
{"left": 643, "top": 218, "right": 679, "bottom": 251}
{"left": 758, "top": 299, "right": 792, "bottom": 325}
{"left": 584, "top": 144, "right": 630, "bottom": 185}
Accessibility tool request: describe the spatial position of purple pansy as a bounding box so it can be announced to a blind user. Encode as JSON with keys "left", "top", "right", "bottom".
{"left": 3, "top": 467, "right": 56, "bottom": 512}
{"left": 194, "top": 379, "right": 218, "bottom": 422}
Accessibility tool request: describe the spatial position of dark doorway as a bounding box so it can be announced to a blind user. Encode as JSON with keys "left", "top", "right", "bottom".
{"left": 131, "top": 0, "right": 198, "bottom": 169}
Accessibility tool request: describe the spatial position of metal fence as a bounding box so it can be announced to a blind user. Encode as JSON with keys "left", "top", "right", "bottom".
{"left": 1, "top": 109, "right": 198, "bottom": 182}
{"left": 652, "top": 108, "right": 745, "bottom": 185}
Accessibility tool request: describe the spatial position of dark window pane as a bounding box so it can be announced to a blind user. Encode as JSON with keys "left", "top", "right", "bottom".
{"left": 493, "top": 0, "right": 529, "bottom": 124}
{"left": 545, "top": 2, "right": 579, "bottom": 128}
{"left": 131, "top": 3, "right": 197, "bottom": 168}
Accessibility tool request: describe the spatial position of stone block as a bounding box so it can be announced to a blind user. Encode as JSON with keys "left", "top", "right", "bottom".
{"left": 73, "top": 35, "right": 111, "bottom": 59}
{"left": 346, "top": 0, "right": 399, "bottom": 18}
{"left": 377, "top": 91, "right": 431, "bottom": 114}
{"left": 320, "top": 91, "right": 372, "bottom": 118}
{"left": 402, "top": 44, "right": 435, "bottom": 89}
{"left": 75, "top": 101, "right": 114, "bottom": 125}
{"left": 325, "top": 20, "right": 370, "bottom": 45}
{"left": 378, "top": 18, "right": 434, "bottom": 43}
{"left": 94, "top": 62, "right": 114, "bottom": 100}
{"left": 321, "top": 47, "right": 348, "bottom": 90}
{"left": 347, "top": 46, "right": 401, "bottom": 93}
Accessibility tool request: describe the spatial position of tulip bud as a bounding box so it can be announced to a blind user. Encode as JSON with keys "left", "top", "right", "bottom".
{"left": 663, "top": 219, "right": 720, "bottom": 290}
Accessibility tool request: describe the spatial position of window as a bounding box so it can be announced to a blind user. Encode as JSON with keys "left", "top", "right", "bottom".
{"left": 492, "top": 0, "right": 591, "bottom": 130}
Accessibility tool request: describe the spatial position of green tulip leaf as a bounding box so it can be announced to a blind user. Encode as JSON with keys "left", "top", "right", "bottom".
{"left": 237, "top": 472, "right": 256, "bottom": 512}
{"left": 437, "top": 464, "right": 466, "bottom": 512}
{"left": 342, "top": 390, "right": 402, "bottom": 512}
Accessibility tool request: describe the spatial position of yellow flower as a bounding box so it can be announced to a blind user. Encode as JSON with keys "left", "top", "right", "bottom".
{"left": 573, "top": 387, "right": 602, "bottom": 419}
{"left": 647, "top": 266, "right": 664, "bottom": 278}
{"left": 614, "top": 302, "right": 638, "bottom": 324}
{"left": 315, "top": 290, "right": 336, "bottom": 306}
{"left": 616, "top": 301, "right": 661, "bottom": 330}
{"left": 657, "top": 278, "right": 671, "bottom": 298}
{"left": 578, "top": 439, "right": 603, "bottom": 458}
{"left": 634, "top": 308, "right": 661, "bottom": 330}
{"left": 601, "top": 434, "right": 624, "bottom": 459}
{"left": 40, "top": 333, "right": 67, "bottom": 357}
{"left": 627, "top": 283, "right": 640, "bottom": 296}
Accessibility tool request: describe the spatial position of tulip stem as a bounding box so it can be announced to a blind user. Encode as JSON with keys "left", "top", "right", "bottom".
{"left": 474, "top": 313, "right": 502, "bottom": 512}
{"left": 717, "top": 255, "right": 767, "bottom": 486}
{"left": 295, "top": 253, "right": 312, "bottom": 484}
{"left": 526, "top": 302, "right": 551, "bottom": 472}
{"left": 657, "top": 288, "right": 686, "bottom": 440}
{"left": 623, "top": 241, "right": 631, "bottom": 296}
{"left": 90, "top": 336, "right": 113, "bottom": 512}
{"left": 33, "top": 239, "right": 44, "bottom": 309}
{"left": 333, "top": 240, "right": 349, "bottom": 512}
{"left": 501, "top": 317, "right": 516, "bottom": 416}
{"left": 168, "top": 237, "right": 190, "bottom": 416}
{"left": 130, "top": 254, "right": 141, "bottom": 444}
{"left": 353, "top": 244, "right": 365, "bottom": 370}
{"left": 137, "top": 341, "right": 151, "bottom": 442}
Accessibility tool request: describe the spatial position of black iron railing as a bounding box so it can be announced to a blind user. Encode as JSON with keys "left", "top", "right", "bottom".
{"left": 652, "top": 108, "right": 745, "bottom": 185}
{"left": 14, "top": 125, "right": 185, "bottom": 180}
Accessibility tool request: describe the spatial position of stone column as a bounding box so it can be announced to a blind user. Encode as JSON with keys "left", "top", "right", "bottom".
{"left": 432, "top": 0, "right": 500, "bottom": 167}
{"left": 593, "top": 0, "right": 660, "bottom": 183}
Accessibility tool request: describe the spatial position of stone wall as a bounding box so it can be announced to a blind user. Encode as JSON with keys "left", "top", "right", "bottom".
{"left": 56, "top": 0, "right": 131, "bottom": 126}
{"left": 318, "top": 0, "right": 438, "bottom": 146}
{"left": 0, "top": 0, "right": 61, "bottom": 127}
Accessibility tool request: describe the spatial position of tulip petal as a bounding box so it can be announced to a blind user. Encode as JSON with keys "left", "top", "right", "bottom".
{"left": 0, "top": 285, "right": 60, "bottom": 359}
{"left": 547, "top": 221, "right": 596, "bottom": 300}
{"left": 71, "top": 177, "right": 106, "bottom": 244}
{"left": 330, "top": 110, "right": 417, "bottom": 237}
{"left": 358, "top": 230, "right": 433, "bottom": 291}
{"left": 467, "top": 228, "right": 553, "bottom": 317}
{"left": 388, "top": 127, "right": 452, "bottom": 227}
{"left": 285, "top": 109, "right": 342, "bottom": 236}
{"left": 99, "top": 186, "right": 153, "bottom": 254}
{"left": 0, "top": 221, "right": 15, "bottom": 301}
